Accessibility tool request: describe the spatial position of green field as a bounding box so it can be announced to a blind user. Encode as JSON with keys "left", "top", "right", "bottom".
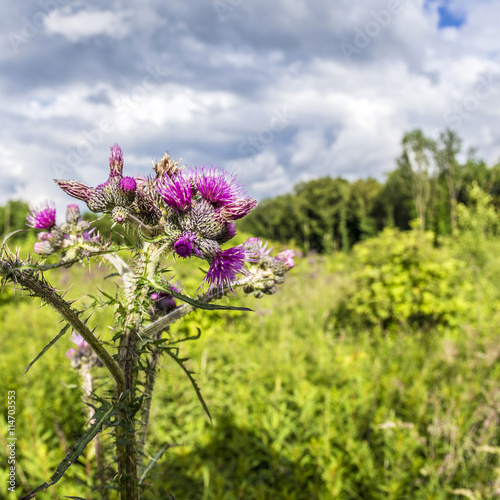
{"left": 2, "top": 217, "right": 500, "bottom": 500}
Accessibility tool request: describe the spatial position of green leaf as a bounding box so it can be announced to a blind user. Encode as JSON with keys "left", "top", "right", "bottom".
{"left": 0, "top": 229, "right": 26, "bottom": 256}
{"left": 165, "top": 347, "right": 212, "bottom": 423}
{"left": 25, "top": 324, "right": 71, "bottom": 374}
{"left": 139, "top": 443, "right": 176, "bottom": 485}
{"left": 151, "top": 281, "right": 253, "bottom": 312}
{"left": 20, "top": 403, "right": 116, "bottom": 500}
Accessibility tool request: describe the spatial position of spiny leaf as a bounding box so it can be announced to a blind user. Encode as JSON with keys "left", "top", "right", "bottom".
{"left": 25, "top": 324, "right": 71, "bottom": 374}
{"left": 20, "top": 403, "right": 116, "bottom": 500}
{"left": 165, "top": 347, "right": 212, "bottom": 423}
{"left": 150, "top": 280, "right": 253, "bottom": 312}
{"left": 139, "top": 443, "right": 177, "bottom": 485}
{"left": 1, "top": 229, "right": 26, "bottom": 256}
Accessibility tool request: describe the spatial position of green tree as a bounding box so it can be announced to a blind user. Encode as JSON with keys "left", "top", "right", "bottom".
{"left": 398, "top": 130, "right": 437, "bottom": 230}
{"left": 435, "top": 129, "right": 462, "bottom": 234}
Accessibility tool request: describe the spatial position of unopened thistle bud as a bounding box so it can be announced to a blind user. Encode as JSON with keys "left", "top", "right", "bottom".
{"left": 65, "top": 204, "right": 82, "bottom": 225}
{"left": 34, "top": 240, "right": 56, "bottom": 255}
{"left": 111, "top": 206, "right": 129, "bottom": 224}
{"left": 109, "top": 143, "right": 124, "bottom": 177}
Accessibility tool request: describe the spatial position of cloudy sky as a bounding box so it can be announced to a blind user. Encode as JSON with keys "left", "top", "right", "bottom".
{"left": 1, "top": 0, "right": 500, "bottom": 212}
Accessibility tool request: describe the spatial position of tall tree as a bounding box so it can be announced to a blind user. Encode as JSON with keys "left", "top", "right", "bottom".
{"left": 435, "top": 129, "right": 462, "bottom": 234}
{"left": 399, "top": 130, "right": 436, "bottom": 230}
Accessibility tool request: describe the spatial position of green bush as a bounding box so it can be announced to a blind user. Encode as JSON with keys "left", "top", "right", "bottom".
{"left": 332, "top": 227, "right": 473, "bottom": 331}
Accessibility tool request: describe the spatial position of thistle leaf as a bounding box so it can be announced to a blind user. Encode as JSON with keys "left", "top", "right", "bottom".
{"left": 139, "top": 443, "right": 176, "bottom": 485}
{"left": 151, "top": 280, "right": 253, "bottom": 312}
{"left": 1, "top": 229, "right": 26, "bottom": 255}
{"left": 20, "top": 403, "right": 115, "bottom": 500}
{"left": 25, "top": 324, "right": 71, "bottom": 374}
{"left": 165, "top": 348, "right": 212, "bottom": 423}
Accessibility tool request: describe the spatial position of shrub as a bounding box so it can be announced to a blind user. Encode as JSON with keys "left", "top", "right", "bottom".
{"left": 332, "top": 227, "right": 472, "bottom": 331}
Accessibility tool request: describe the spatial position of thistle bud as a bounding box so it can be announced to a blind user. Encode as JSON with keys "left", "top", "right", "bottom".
{"left": 34, "top": 240, "right": 56, "bottom": 255}
{"left": 66, "top": 204, "right": 82, "bottom": 224}
{"left": 109, "top": 143, "right": 124, "bottom": 177}
{"left": 112, "top": 206, "right": 129, "bottom": 224}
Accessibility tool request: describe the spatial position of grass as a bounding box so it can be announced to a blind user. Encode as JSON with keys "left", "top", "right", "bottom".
{"left": 1, "top": 238, "right": 500, "bottom": 499}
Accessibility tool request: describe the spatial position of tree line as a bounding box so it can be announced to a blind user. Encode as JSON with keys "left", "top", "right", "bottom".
{"left": 2, "top": 128, "right": 500, "bottom": 254}
{"left": 239, "top": 129, "right": 500, "bottom": 253}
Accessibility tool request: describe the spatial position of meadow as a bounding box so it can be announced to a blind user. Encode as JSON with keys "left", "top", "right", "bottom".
{"left": 2, "top": 214, "right": 500, "bottom": 499}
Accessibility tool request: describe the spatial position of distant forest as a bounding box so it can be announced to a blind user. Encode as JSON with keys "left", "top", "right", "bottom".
{"left": 2, "top": 129, "right": 500, "bottom": 254}
{"left": 240, "top": 129, "right": 500, "bottom": 253}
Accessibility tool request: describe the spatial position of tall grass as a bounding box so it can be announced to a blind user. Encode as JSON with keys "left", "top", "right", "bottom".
{"left": 2, "top": 237, "right": 500, "bottom": 499}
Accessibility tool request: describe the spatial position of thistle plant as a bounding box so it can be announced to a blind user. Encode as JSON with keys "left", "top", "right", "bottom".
{"left": 0, "top": 144, "right": 294, "bottom": 500}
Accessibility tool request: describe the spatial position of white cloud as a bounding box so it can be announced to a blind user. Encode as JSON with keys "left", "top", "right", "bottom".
{"left": 44, "top": 7, "right": 133, "bottom": 42}
{"left": 2, "top": 0, "right": 500, "bottom": 209}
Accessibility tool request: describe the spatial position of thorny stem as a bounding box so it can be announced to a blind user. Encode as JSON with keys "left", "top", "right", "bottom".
{"left": 110, "top": 241, "right": 170, "bottom": 500}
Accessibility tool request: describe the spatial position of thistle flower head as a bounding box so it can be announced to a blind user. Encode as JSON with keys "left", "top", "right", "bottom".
{"left": 27, "top": 201, "right": 56, "bottom": 229}
{"left": 275, "top": 249, "right": 295, "bottom": 269}
{"left": 244, "top": 237, "right": 273, "bottom": 260}
{"left": 82, "top": 228, "right": 100, "bottom": 244}
{"left": 194, "top": 166, "right": 244, "bottom": 206}
{"left": 173, "top": 232, "right": 202, "bottom": 258}
{"left": 120, "top": 176, "right": 137, "bottom": 193}
{"left": 150, "top": 284, "right": 180, "bottom": 317}
{"left": 109, "top": 143, "right": 123, "bottom": 176}
{"left": 204, "top": 246, "right": 246, "bottom": 294}
{"left": 156, "top": 174, "right": 192, "bottom": 211}
{"left": 70, "top": 332, "right": 89, "bottom": 349}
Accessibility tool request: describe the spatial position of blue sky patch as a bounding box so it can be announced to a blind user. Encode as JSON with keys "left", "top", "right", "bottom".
{"left": 437, "top": 5, "right": 466, "bottom": 28}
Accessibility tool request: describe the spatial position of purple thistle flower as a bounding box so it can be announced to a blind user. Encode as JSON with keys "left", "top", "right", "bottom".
{"left": 70, "top": 332, "right": 90, "bottom": 348}
{"left": 120, "top": 176, "right": 137, "bottom": 193}
{"left": 27, "top": 202, "right": 56, "bottom": 229}
{"left": 150, "top": 284, "right": 180, "bottom": 315}
{"left": 173, "top": 232, "right": 202, "bottom": 258}
{"left": 65, "top": 348, "right": 77, "bottom": 359}
{"left": 244, "top": 237, "right": 273, "bottom": 259}
{"left": 276, "top": 249, "right": 295, "bottom": 269}
{"left": 82, "top": 228, "right": 100, "bottom": 244}
{"left": 194, "top": 166, "right": 245, "bottom": 206}
{"left": 204, "top": 246, "right": 246, "bottom": 293}
{"left": 109, "top": 143, "right": 124, "bottom": 176}
{"left": 156, "top": 174, "right": 192, "bottom": 211}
